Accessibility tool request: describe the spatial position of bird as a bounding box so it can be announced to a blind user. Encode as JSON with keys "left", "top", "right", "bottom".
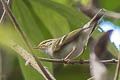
{"left": 34, "top": 9, "right": 105, "bottom": 61}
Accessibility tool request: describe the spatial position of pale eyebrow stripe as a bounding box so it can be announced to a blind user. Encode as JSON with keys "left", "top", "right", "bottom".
{"left": 41, "top": 40, "right": 53, "bottom": 44}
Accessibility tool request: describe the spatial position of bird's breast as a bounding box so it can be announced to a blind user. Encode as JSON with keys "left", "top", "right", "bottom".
{"left": 53, "top": 36, "right": 88, "bottom": 59}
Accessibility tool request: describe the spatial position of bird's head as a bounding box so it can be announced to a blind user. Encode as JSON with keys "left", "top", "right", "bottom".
{"left": 34, "top": 39, "right": 56, "bottom": 54}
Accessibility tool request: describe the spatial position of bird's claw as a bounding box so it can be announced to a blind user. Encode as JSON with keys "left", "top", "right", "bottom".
{"left": 63, "top": 59, "right": 71, "bottom": 66}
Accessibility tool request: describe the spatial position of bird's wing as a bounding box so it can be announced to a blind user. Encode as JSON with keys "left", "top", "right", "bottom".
{"left": 52, "top": 28, "right": 87, "bottom": 52}
{"left": 52, "top": 9, "right": 105, "bottom": 53}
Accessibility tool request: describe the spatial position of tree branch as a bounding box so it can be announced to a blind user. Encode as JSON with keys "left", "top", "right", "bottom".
{"left": 0, "top": 0, "right": 10, "bottom": 23}
{"left": 0, "top": 0, "right": 55, "bottom": 80}
{"left": 114, "top": 53, "right": 120, "bottom": 80}
{"left": 38, "top": 57, "right": 118, "bottom": 64}
{"left": 9, "top": 41, "right": 55, "bottom": 80}
{"left": 79, "top": 3, "right": 120, "bottom": 19}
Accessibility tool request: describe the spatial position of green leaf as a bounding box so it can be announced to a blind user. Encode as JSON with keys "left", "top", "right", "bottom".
{"left": 10, "top": 0, "right": 90, "bottom": 80}
{"left": 4, "top": 0, "right": 119, "bottom": 79}
{"left": 0, "top": 25, "right": 39, "bottom": 80}
{"left": 98, "top": 0, "right": 120, "bottom": 11}
{"left": 54, "top": 65, "right": 90, "bottom": 80}
{"left": 24, "top": 0, "right": 70, "bottom": 37}
{"left": 33, "top": 0, "right": 89, "bottom": 29}
{"left": 51, "top": 0, "right": 73, "bottom": 6}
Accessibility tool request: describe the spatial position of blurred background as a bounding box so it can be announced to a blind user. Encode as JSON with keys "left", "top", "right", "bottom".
{"left": 0, "top": 0, "right": 120, "bottom": 80}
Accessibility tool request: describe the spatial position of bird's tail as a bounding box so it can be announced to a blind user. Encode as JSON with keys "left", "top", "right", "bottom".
{"left": 85, "top": 9, "right": 106, "bottom": 36}
{"left": 89, "top": 9, "right": 106, "bottom": 25}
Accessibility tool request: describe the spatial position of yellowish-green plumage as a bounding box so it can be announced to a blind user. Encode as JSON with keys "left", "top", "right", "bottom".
{"left": 35, "top": 9, "right": 106, "bottom": 60}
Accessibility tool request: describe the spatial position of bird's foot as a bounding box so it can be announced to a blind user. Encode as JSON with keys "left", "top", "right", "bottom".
{"left": 79, "top": 57, "right": 84, "bottom": 64}
{"left": 63, "top": 59, "right": 71, "bottom": 66}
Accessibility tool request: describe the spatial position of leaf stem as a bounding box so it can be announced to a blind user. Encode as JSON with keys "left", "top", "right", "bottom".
{"left": 114, "top": 53, "right": 120, "bottom": 80}
{"left": 0, "top": 0, "right": 10, "bottom": 23}
{"left": 0, "top": 0, "right": 55, "bottom": 80}
{"left": 38, "top": 57, "right": 118, "bottom": 64}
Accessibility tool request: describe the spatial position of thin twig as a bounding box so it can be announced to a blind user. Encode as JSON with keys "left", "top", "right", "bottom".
{"left": 114, "top": 53, "right": 120, "bottom": 80}
{"left": 79, "top": 4, "right": 120, "bottom": 19}
{"left": 0, "top": 0, "right": 55, "bottom": 80}
{"left": 38, "top": 57, "right": 118, "bottom": 64}
{"left": 1, "top": 0, "right": 33, "bottom": 53}
{"left": 9, "top": 41, "right": 55, "bottom": 80}
{"left": 106, "top": 11, "right": 120, "bottom": 19}
{"left": 0, "top": 0, "right": 10, "bottom": 23}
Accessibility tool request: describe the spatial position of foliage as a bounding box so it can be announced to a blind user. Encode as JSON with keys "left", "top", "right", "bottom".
{"left": 0, "top": 0, "right": 120, "bottom": 80}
